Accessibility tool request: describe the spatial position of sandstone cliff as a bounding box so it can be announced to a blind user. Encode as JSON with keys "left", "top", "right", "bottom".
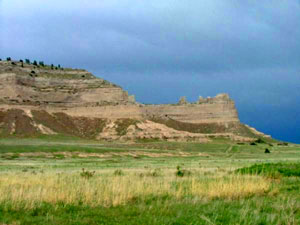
{"left": 0, "top": 60, "right": 266, "bottom": 142}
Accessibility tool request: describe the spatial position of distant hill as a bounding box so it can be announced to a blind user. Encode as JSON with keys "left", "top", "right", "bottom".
{"left": 0, "top": 59, "right": 270, "bottom": 142}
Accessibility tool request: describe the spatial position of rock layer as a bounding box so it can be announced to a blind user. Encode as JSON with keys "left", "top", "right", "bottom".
{"left": 0, "top": 60, "right": 264, "bottom": 141}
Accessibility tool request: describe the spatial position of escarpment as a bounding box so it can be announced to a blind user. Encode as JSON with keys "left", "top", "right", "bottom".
{"left": 0, "top": 61, "right": 134, "bottom": 107}
{"left": 0, "top": 60, "right": 268, "bottom": 141}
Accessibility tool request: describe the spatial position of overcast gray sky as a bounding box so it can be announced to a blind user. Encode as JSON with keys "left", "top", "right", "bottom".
{"left": 1, "top": 0, "right": 300, "bottom": 143}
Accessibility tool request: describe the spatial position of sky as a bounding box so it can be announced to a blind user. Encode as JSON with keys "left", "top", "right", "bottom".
{"left": 1, "top": 0, "right": 300, "bottom": 143}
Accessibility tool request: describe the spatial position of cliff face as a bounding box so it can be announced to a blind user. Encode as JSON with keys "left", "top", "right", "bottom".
{"left": 0, "top": 61, "right": 134, "bottom": 107}
{"left": 0, "top": 60, "right": 262, "bottom": 141}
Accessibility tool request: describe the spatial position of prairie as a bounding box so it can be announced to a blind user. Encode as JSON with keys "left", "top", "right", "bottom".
{"left": 0, "top": 137, "right": 300, "bottom": 225}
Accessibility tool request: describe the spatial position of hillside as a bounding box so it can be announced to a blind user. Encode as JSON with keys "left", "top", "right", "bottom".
{"left": 0, "top": 59, "right": 268, "bottom": 142}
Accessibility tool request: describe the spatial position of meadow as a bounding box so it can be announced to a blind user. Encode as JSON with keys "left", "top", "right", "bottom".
{"left": 0, "top": 136, "right": 300, "bottom": 225}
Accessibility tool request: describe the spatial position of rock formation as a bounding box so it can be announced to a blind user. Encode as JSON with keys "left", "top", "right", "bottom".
{"left": 0, "top": 60, "right": 267, "bottom": 142}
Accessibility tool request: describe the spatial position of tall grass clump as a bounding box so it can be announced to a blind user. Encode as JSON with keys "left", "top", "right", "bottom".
{"left": 236, "top": 162, "right": 300, "bottom": 178}
{"left": 0, "top": 171, "right": 270, "bottom": 209}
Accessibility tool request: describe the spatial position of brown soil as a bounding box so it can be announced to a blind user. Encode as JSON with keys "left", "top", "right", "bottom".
{"left": 31, "top": 110, "right": 107, "bottom": 139}
{"left": 0, "top": 109, "right": 39, "bottom": 137}
{"left": 150, "top": 117, "right": 258, "bottom": 138}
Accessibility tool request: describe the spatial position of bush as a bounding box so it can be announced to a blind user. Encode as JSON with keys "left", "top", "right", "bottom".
{"left": 33, "top": 60, "right": 38, "bottom": 66}
{"left": 39, "top": 61, "right": 44, "bottom": 67}
{"left": 80, "top": 168, "right": 95, "bottom": 179}
{"left": 6, "top": 57, "right": 11, "bottom": 61}
{"left": 255, "top": 138, "right": 266, "bottom": 144}
{"left": 114, "top": 169, "right": 124, "bottom": 176}
{"left": 250, "top": 142, "right": 257, "bottom": 146}
{"left": 25, "top": 59, "right": 30, "bottom": 64}
{"left": 176, "top": 166, "right": 191, "bottom": 177}
{"left": 264, "top": 148, "right": 271, "bottom": 154}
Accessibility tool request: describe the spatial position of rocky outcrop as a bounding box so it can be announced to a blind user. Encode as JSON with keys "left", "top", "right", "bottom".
{"left": 0, "top": 60, "right": 265, "bottom": 141}
{"left": 0, "top": 61, "right": 135, "bottom": 107}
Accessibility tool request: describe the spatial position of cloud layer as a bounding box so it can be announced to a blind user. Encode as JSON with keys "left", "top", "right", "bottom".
{"left": 1, "top": 0, "right": 300, "bottom": 142}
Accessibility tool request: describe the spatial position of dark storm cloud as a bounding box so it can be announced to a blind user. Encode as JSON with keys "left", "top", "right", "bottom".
{"left": 1, "top": 0, "right": 300, "bottom": 142}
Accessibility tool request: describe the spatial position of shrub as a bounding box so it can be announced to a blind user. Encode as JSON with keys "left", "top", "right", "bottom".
{"left": 80, "top": 168, "right": 95, "bottom": 179}
{"left": 33, "top": 60, "right": 37, "bottom": 66}
{"left": 176, "top": 166, "right": 191, "bottom": 177}
{"left": 6, "top": 57, "right": 11, "bottom": 61}
{"left": 114, "top": 169, "right": 124, "bottom": 176}
{"left": 19, "top": 59, "right": 23, "bottom": 63}
{"left": 255, "top": 138, "right": 266, "bottom": 144}
{"left": 39, "top": 61, "right": 44, "bottom": 67}
{"left": 250, "top": 142, "right": 257, "bottom": 146}
{"left": 264, "top": 148, "right": 271, "bottom": 153}
{"left": 25, "top": 59, "right": 30, "bottom": 64}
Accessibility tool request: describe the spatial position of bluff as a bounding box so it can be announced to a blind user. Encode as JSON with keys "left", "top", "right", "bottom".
{"left": 0, "top": 60, "right": 267, "bottom": 142}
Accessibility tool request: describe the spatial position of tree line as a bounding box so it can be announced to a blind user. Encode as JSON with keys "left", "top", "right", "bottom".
{"left": 0, "top": 57, "right": 63, "bottom": 70}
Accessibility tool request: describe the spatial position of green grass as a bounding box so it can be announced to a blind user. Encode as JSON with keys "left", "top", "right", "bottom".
{"left": 0, "top": 137, "right": 299, "bottom": 224}
{"left": 0, "top": 196, "right": 299, "bottom": 225}
{"left": 236, "top": 162, "right": 300, "bottom": 177}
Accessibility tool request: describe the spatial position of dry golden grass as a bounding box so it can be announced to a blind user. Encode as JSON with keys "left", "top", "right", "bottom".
{"left": 0, "top": 171, "right": 270, "bottom": 209}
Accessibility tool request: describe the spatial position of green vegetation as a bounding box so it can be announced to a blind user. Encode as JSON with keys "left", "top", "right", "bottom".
{"left": 115, "top": 119, "right": 140, "bottom": 136}
{"left": 236, "top": 162, "right": 300, "bottom": 178}
{"left": 39, "top": 61, "right": 44, "bottom": 67}
{"left": 0, "top": 137, "right": 299, "bottom": 224}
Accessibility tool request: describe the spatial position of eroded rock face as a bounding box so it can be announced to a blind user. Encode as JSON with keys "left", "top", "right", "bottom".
{"left": 0, "top": 61, "right": 134, "bottom": 107}
{"left": 0, "top": 60, "right": 264, "bottom": 141}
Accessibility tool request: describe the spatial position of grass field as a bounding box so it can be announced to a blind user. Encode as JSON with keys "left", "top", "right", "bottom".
{"left": 0, "top": 136, "right": 300, "bottom": 225}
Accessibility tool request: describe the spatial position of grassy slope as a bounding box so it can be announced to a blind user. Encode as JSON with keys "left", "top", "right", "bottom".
{"left": 0, "top": 137, "right": 299, "bottom": 225}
